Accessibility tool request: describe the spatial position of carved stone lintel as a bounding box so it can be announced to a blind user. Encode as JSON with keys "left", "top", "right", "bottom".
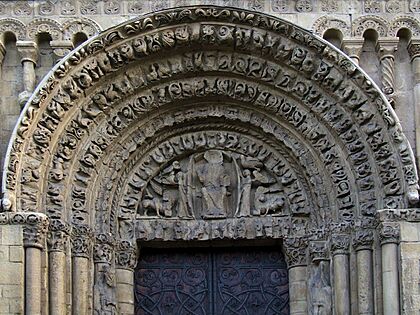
{"left": 330, "top": 234, "right": 350, "bottom": 255}
{"left": 22, "top": 213, "right": 49, "bottom": 249}
{"left": 16, "top": 41, "right": 38, "bottom": 64}
{"left": 379, "top": 223, "right": 400, "bottom": 245}
{"left": 48, "top": 219, "right": 70, "bottom": 252}
{"left": 93, "top": 233, "right": 114, "bottom": 264}
{"left": 352, "top": 229, "right": 374, "bottom": 251}
{"left": 341, "top": 39, "right": 364, "bottom": 63}
{"left": 284, "top": 236, "right": 308, "bottom": 268}
{"left": 309, "top": 240, "right": 329, "bottom": 263}
{"left": 115, "top": 240, "right": 137, "bottom": 270}
{"left": 71, "top": 224, "right": 93, "bottom": 258}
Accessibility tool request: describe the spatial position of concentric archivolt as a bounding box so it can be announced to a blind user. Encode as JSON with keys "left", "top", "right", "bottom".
{"left": 1, "top": 6, "right": 418, "bottom": 242}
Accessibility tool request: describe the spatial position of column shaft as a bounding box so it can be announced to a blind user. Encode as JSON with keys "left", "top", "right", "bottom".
{"left": 116, "top": 268, "right": 134, "bottom": 315}
{"left": 382, "top": 243, "right": 400, "bottom": 315}
{"left": 333, "top": 254, "right": 351, "bottom": 315}
{"left": 289, "top": 266, "right": 307, "bottom": 315}
{"left": 72, "top": 257, "right": 90, "bottom": 315}
{"left": 412, "top": 57, "right": 420, "bottom": 168}
{"left": 49, "top": 251, "right": 67, "bottom": 315}
{"left": 25, "top": 247, "right": 42, "bottom": 315}
{"left": 356, "top": 249, "right": 374, "bottom": 315}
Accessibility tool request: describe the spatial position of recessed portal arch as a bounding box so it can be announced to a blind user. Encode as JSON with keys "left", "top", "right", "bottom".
{"left": 1, "top": 5, "right": 417, "bottom": 315}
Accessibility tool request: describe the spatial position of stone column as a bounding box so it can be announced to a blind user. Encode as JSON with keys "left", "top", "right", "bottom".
{"left": 342, "top": 39, "right": 364, "bottom": 65}
{"left": 353, "top": 228, "right": 375, "bottom": 315}
{"left": 377, "top": 38, "right": 399, "bottom": 106}
{"left": 47, "top": 219, "right": 70, "bottom": 315}
{"left": 284, "top": 237, "right": 308, "bottom": 315}
{"left": 50, "top": 40, "right": 74, "bottom": 62}
{"left": 379, "top": 222, "right": 401, "bottom": 315}
{"left": 308, "top": 240, "right": 332, "bottom": 314}
{"left": 331, "top": 234, "right": 351, "bottom": 315}
{"left": 93, "top": 233, "right": 117, "bottom": 314}
{"left": 0, "top": 42, "right": 6, "bottom": 78}
{"left": 16, "top": 41, "right": 38, "bottom": 107}
{"left": 22, "top": 213, "right": 49, "bottom": 315}
{"left": 115, "top": 240, "right": 137, "bottom": 315}
{"left": 408, "top": 39, "right": 420, "bottom": 171}
{"left": 71, "top": 224, "right": 93, "bottom": 315}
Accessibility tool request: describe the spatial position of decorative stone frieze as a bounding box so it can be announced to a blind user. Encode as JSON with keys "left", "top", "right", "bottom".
{"left": 284, "top": 236, "right": 308, "bottom": 268}
{"left": 330, "top": 234, "right": 350, "bottom": 255}
{"left": 71, "top": 224, "right": 93, "bottom": 258}
{"left": 48, "top": 219, "right": 70, "bottom": 252}
{"left": 379, "top": 222, "right": 400, "bottom": 244}
{"left": 115, "top": 240, "right": 137, "bottom": 270}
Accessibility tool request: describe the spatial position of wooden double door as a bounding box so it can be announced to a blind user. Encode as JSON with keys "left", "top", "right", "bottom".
{"left": 135, "top": 246, "right": 289, "bottom": 315}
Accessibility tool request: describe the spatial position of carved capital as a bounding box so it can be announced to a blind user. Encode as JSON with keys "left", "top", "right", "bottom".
{"left": 71, "top": 224, "right": 93, "bottom": 258}
{"left": 377, "top": 38, "right": 399, "bottom": 60}
{"left": 309, "top": 240, "right": 329, "bottom": 263}
{"left": 115, "top": 240, "right": 137, "bottom": 270}
{"left": 379, "top": 222, "right": 400, "bottom": 245}
{"left": 93, "top": 233, "right": 114, "bottom": 264}
{"left": 21, "top": 213, "right": 49, "bottom": 249}
{"left": 330, "top": 234, "right": 350, "bottom": 255}
{"left": 352, "top": 229, "right": 374, "bottom": 251}
{"left": 342, "top": 38, "right": 364, "bottom": 61}
{"left": 283, "top": 236, "right": 308, "bottom": 268}
{"left": 16, "top": 41, "right": 38, "bottom": 64}
{"left": 50, "top": 40, "right": 73, "bottom": 59}
{"left": 408, "top": 39, "right": 420, "bottom": 60}
{"left": 48, "top": 219, "right": 70, "bottom": 252}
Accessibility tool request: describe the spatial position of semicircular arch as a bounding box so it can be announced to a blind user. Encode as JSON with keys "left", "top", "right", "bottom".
{"left": 1, "top": 6, "right": 418, "bottom": 244}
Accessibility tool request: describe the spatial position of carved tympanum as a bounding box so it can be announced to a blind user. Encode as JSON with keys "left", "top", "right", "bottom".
{"left": 140, "top": 149, "right": 285, "bottom": 220}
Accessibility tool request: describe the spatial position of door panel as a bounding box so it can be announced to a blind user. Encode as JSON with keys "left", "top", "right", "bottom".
{"left": 135, "top": 247, "right": 289, "bottom": 315}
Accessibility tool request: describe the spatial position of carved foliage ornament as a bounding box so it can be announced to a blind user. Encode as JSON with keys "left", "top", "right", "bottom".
{"left": 284, "top": 236, "right": 308, "bottom": 267}
{"left": 48, "top": 218, "right": 70, "bottom": 252}
{"left": 115, "top": 240, "right": 137, "bottom": 270}
{"left": 379, "top": 223, "right": 400, "bottom": 244}
{"left": 71, "top": 224, "right": 93, "bottom": 257}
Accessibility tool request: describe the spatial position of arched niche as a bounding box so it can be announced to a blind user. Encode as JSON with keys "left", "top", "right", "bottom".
{"left": 0, "top": 6, "right": 418, "bottom": 314}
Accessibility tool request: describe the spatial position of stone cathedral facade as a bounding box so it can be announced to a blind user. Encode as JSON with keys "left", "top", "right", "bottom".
{"left": 1, "top": 1, "right": 420, "bottom": 314}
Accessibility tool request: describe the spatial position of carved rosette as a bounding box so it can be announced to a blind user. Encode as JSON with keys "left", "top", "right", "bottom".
{"left": 71, "top": 224, "right": 93, "bottom": 258}
{"left": 22, "top": 213, "right": 49, "bottom": 249}
{"left": 48, "top": 219, "right": 70, "bottom": 252}
{"left": 309, "top": 240, "right": 329, "bottom": 263}
{"left": 115, "top": 240, "right": 137, "bottom": 270}
{"left": 330, "top": 234, "right": 350, "bottom": 256}
{"left": 352, "top": 229, "right": 374, "bottom": 251}
{"left": 93, "top": 233, "right": 114, "bottom": 264}
{"left": 283, "top": 236, "right": 308, "bottom": 268}
{"left": 379, "top": 223, "right": 400, "bottom": 245}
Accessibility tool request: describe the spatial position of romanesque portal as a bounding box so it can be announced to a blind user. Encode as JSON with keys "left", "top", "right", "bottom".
{"left": 1, "top": 5, "right": 418, "bottom": 315}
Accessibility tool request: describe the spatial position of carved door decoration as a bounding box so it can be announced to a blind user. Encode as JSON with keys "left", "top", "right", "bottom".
{"left": 140, "top": 149, "right": 288, "bottom": 219}
{"left": 135, "top": 247, "right": 289, "bottom": 315}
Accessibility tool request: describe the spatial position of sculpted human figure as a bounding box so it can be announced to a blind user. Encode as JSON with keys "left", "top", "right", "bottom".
{"left": 236, "top": 169, "right": 252, "bottom": 217}
{"left": 196, "top": 150, "right": 230, "bottom": 218}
